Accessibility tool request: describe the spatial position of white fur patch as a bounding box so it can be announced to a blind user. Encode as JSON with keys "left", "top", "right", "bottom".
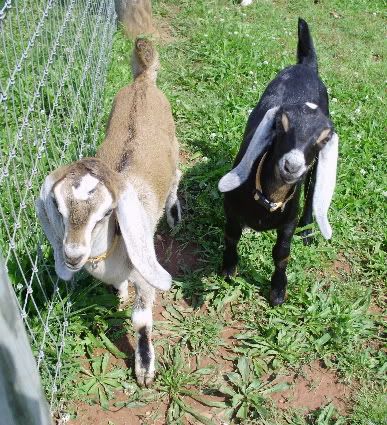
{"left": 306, "top": 102, "right": 318, "bottom": 110}
{"left": 72, "top": 174, "right": 99, "bottom": 200}
{"left": 132, "top": 309, "right": 153, "bottom": 330}
{"left": 117, "top": 184, "right": 172, "bottom": 291}
{"left": 313, "top": 133, "right": 339, "bottom": 239}
{"left": 240, "top": 0, "right": 254, "bottom": 5}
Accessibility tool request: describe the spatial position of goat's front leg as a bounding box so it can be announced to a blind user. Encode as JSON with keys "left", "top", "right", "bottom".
{"left": 132, "top": 278, "right": 155, "bottom": 387}
{"left": 270, "top": 221, "right": 297, "bottom": 306}
{"left": 221, "top": 213, "right": 242, "bottom": 278}
{"left": 112, "top": 280, "right": 129, "bottom": 309}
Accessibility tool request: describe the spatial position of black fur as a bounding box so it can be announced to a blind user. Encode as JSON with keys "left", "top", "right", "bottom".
{"left": 138, "top": 327, "right": 151, "bottom": 369}
{"left": 170, "top": 203, "right": 180, "bottom": 226}
{"left": 221, "top": 19, "right": 333, "bottom": 306}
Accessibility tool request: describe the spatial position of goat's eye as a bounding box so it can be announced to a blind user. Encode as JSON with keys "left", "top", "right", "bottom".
{"left": 52, "top": 197, "right": 58, "bottom": 209}
{"left": 104, "top": 209, "right": 113, "bottom": 217}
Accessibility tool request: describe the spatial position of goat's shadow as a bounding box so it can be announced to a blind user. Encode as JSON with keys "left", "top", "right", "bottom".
{"left": 155, "top": 151, "right": 273, "bottom": 309}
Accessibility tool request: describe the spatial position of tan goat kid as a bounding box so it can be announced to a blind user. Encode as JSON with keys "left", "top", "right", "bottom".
{"left": 36, "top": 39, "right": 181, "bottom": 386}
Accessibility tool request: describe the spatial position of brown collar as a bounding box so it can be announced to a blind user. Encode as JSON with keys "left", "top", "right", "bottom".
{"left": 254, "top": 152, "right": 296, "bottom": 212}
{"left": 87, "top": 220, "right": 120, "bottom": 268}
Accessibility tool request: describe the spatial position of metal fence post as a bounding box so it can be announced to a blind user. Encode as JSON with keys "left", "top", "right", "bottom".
{"left": 0, "top": 258, "right": 52, "bottom": 425}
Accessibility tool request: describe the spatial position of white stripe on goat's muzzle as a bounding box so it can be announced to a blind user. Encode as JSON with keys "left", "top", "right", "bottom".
{"left": 278, "top": 149, "right": 306, "bottom": 184}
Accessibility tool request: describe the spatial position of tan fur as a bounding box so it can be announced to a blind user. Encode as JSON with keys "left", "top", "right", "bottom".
{"left": 281, "top": 113, "right": 289, "bottom": 133}
{"left": 316, "top": 128, "right": 331, "bottom": 145}
{"left": 98, "top": 40, "right": 177, "bottom": 214}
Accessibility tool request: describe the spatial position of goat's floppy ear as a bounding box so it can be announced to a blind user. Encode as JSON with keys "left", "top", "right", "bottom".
{"left": 36, "top": 167, "right": 74, "bottom": 281}
{"left": 116, "top": 183, "right": 172, "bottom": 291}
{"left": 313, "top": 132, "right": 339, "bottom": 239}
{"left": 218, "top": 106, "right": 279, "bottom": 192}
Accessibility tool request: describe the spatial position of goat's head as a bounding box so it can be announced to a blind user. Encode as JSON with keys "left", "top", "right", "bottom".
{"left": 52, "top": 159, "right": 118, "bottom": 271}
{"left": 273, "top": 103, "right": 333, "bottom": 185}
{"left": 36, "top": 157, "right": 171, "bottom": 290}
{"left": 219, "top": 105, "right": 339, "bottom": 239}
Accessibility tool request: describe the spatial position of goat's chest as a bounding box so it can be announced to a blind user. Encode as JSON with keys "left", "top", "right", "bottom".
{"left": 224, "top": 189, "right": 297, "bottom": 232}
{"left": 85, "top": 237, "right": 132, "bottom": 285}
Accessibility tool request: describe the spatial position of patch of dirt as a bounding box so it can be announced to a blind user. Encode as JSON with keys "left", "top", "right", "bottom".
{"left": 332, "top": 256, "right": 351, "bottom": 275}
{"left": 268, "top": 360, "right": 352, "bottom": 414}
{"left": 372, "top": 53, "right": 383, "bottom": 62}
{"left": 154, "top": 17, "right": 175, "bottom": 44}
{"left": 155, "top": 233, "right": 199, "bottom": 276}
{"left": 153, "top": 4, "right": 181, "bottom": 44}
{"left": 68, "top": 393, "right": 168, "bottom": 425}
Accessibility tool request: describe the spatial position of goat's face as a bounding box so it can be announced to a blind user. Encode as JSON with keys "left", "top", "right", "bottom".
{"left": 273, "top": 103, "right": 333, "bottom": 185}
{"left": 51, "top": 161, "right": 117, "bottom": 271}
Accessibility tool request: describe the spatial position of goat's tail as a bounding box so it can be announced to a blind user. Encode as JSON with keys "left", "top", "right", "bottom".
{"left": 297, "top": 18, "right": 318, "bottom": 72}
{"left": 132, "top": 37, "right": 159, "bottom": 82}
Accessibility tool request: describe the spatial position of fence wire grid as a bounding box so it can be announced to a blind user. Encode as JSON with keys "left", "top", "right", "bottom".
{"left": 0, "top": 0, "right": 116, "bottom": 412}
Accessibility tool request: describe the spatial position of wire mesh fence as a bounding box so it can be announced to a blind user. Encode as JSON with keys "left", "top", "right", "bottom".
{"left": 0, "top": 0, "right": 116, "bottom": 413}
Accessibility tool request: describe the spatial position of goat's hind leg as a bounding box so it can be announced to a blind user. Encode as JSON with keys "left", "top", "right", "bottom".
{"left": 298, "top": 160, "right": 317, "bottom": 246}
{"left": 166, "top": 169, "right": 182, "bottom": 228}
{"left": 221, "top": 209, "right": 242, "bottom": 279}
{"left": 131, "top": 275, "right": 156, "bottom": 387}
{"left": 270, "top": 221, "right": 297, "bottom": 306}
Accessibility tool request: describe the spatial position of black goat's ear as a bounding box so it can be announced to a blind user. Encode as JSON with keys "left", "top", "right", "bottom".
{"left": 218, "top": 107, "right": 278, "bottom": 192}
{"left": 313, "top": 132, "right": 339, "bottom": 239}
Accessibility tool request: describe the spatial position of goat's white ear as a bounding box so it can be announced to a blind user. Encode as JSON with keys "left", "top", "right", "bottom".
{"left": 313, "top": 132, "right": 339, "bottom": 239}
{"left": 116, "top": 183, "right": 172, "bottom": 291}
{"left": 36, "top": 173, "right": 74, "bottom": 281}
{"left": 218, "top": 106, "right": 279, "bottom": 192}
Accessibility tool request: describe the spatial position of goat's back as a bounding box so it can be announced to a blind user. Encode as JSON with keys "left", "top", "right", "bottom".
{"left": 97, "top": 75, "right": 178, "bottom": 209}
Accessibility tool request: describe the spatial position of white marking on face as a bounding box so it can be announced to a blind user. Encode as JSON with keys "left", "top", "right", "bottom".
{"left": 72, "top": 173, "right": 99, "bottom": 200}
{"left": 306, "top": 102, "right": 318, "bottom": 109}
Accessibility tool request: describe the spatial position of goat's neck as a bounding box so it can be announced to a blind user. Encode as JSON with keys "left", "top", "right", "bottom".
{"left": 90, "top": 215, "right": 116, "bottom": 257}
{"left": 260, "top": 153, "right": 294, "bottom": 204}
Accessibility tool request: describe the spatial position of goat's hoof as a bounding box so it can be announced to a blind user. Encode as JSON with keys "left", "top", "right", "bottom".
{"left": 136, "top": 371, "right": 154, "bottom": 388}
{"left": 221, "top": 265, "right": 237, "bottom": 280}
{"left": 301, "top": 230, "right": 315, "bottom": 246}
{"left": 269, "top": 288, "right": 287, "bottom": 306}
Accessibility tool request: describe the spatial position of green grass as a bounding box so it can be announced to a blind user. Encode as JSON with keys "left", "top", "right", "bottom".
{"left": 96, "top": 0, "right": 386, "bottom": 422}
{"left": 1, "top": 0, "right": 386, "bottom": 423}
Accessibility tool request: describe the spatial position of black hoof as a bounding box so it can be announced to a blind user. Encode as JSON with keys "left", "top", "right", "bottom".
{"left": 221, "top": 264, "right": 237, "bottom": 280}
{"left": 270, "top": 287, "right": 287, "bottom": 306}
{"left": 301, "top": 230, "right": 315, "bottom": 246}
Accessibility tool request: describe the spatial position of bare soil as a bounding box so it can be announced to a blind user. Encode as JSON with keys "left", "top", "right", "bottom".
{"left": 268, "top": 360, "right": 352, "bottom": 414}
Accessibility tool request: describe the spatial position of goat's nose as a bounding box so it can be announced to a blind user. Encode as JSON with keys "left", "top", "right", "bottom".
{"left": 64, "top": 253, "right": 83, "bottom": 265}
{"left": 284, "top": 159, "right": 302, "bottom": 174}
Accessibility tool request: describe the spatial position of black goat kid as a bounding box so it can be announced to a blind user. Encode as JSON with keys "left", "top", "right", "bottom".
{"left": 218, "top": 19, "right": 339, "bottom": 306}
